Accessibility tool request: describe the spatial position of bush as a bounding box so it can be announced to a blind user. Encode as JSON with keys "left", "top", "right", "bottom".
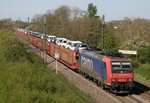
{"left": 0, "top": 32, "right": 27, "bottom": 62}
{"left": 135, "top": 64, "right": 150, "bottom": 81}
{"left": 132, "top": 61, "right": 139, "bottom": 68}
{"left": 137, "top": 64, "right": 150, "bottom": 80}
{"left": 138, "top": 46, "right": 150, "bottom": 64}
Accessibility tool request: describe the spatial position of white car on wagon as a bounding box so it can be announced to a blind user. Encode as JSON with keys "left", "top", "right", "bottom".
{"left": 55, "top": 38, "right": 67, "bottom": 46}
{"left": 68, "top": 41, "right": 82, "bottom": 51}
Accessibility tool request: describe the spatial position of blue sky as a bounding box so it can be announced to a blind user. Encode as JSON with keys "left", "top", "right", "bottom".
{"left": 0, "top": 0, "right": 149, "bottom": 21}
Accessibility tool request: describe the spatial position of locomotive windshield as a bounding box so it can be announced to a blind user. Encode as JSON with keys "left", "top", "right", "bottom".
{"left": 111, "top": 62, "right": 132, "bottom": 73}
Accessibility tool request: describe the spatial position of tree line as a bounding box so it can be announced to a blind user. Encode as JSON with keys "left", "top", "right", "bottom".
{"left": 0, "top": 3, "right": 149, "bottom": 64}
{"left": 28, "top": 4, "right": 117, "bottom": 50}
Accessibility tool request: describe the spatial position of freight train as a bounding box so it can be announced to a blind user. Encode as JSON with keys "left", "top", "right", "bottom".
{"left": 16, "top": 28, "right": 134, "bottom": 93}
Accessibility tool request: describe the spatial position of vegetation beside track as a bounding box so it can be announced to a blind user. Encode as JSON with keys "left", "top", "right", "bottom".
{"left": 0, "top": 32, "right": 94, "bottom": 103}
{"left": 131, "top": 46, "right": 150, "bottom": 85}
{"left": 134, "top": 64, "right": 150, "bottom": 85}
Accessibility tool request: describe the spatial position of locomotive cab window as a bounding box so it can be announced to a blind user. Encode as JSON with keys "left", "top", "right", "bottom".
{"left": 122, "top": 62, "right": 131, "bottom": 70}
{"left": 111, "top": 62, "right": 132, "bottom": 73}
{"left": 112, "top": 62, "right": 121, "bottom": 70}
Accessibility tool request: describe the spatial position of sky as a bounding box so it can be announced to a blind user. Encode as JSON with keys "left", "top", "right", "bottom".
{"left": 0, "top": 0, "right": 149, "bottom": 21}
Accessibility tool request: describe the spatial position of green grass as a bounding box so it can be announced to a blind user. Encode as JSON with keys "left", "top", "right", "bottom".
{"left": 134, "top": 64, "right": 150, "bottom": 85}
{"left": 0, "top": 32, "right": 94, "bottom": 103}
{"left": 0, "top": 61, "right": 94, "bottom": 103}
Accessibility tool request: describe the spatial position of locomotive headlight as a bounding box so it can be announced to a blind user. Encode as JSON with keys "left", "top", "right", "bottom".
{"left": 112, "top": 78, "right": 115, "bottom": 82}
{"left": 128, "top": 79, "right": 132, "bottom": 81}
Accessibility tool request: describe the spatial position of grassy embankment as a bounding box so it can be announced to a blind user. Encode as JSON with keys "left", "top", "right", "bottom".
{"left": 134, "top": 63, "right": 150, "bottom": 85}
{"left": 0, "top": 32, "right": 94, "bottom": 103}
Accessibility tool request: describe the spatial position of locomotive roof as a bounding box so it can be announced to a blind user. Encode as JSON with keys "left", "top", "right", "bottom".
{"left": 81, "top": 50, "right": 127, "bottom": 60}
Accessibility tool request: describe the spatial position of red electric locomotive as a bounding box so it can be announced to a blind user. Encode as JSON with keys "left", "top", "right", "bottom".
{"left": 78, "top": 51, "right": 134, "bottom": 93}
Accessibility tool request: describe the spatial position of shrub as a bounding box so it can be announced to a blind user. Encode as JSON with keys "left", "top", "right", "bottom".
{"left": 135, "top": 64, "right": 150, "bottom": 82}
{"left": 132, "top": 61, "right": 139, "bottom": 68}
{"left": 0, "top": 32, "right": 27, "bottom": 62}
{"left": 138, "top": 64, "right": 150, "bottom": 80}
{"left": 138, "top": 46, "right": 150, "bottom": 64}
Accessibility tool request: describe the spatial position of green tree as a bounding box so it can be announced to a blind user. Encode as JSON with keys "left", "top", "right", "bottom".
{"left": 105, "top": 33, "right": 117, "bottom": 50}
{"left": 97, "top": 23, "right": 118, "bottom": 50}
{"left": 88, "top": 3, "right": 97, "bottom": 18}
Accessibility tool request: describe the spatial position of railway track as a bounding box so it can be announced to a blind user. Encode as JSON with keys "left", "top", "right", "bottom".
{"left": 133, "top": 81, "right": 150, "bottom": 95}
{"left": 130, "top": 81, "right": 150, "bottom": 103}
{"left": 107, "top": 81, "right": 150, "bottom": 103}
{"left": 28, "top": 44, "right": 150, "bottom": 103}
{"left": 79, "top": 72, "right": 150, "bottom": 103}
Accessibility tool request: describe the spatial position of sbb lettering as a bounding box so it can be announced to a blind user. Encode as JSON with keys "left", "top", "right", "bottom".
{"left": 81, "top": 56, "right": 93, "bottom": 70}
